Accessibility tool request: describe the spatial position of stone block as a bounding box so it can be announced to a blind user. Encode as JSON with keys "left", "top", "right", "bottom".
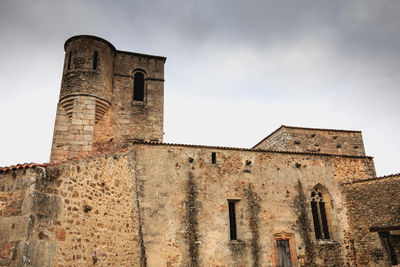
{"left": 15, "top": 241, "right": 56, "bottom": 267}
{"left": 0, "top": 215, "right": 32, "bottom": 242}
{"left": 71, "top": 119, "right": 82, "bottom": 125}
{"left": 54, "top": 126, "right": 68, "bottom": 132}
{"left": 83, "top": 135, "right": 93, "bottom": 141}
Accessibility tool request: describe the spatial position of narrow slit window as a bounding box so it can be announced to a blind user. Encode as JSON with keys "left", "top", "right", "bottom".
{"left": 67, "top": 52, "right": 72, "bottom": 70}
{"left": 133, "top": 72, "right": 145, "bottom": 101}
{"left": 93, "top": 51, "right": 98, "bottom": 70}
{"left": 228, "top": 200, "right": 237, "bottom": 240}
{"left": 211, "top": 152, "right": 216, "bottom": 164}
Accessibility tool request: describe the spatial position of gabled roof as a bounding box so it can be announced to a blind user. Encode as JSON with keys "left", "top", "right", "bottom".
{"left": 252, "top": 125, "right": 362, "bottom": 149}
{"left": 132, "top": 141, "right": 372, "bottom": 159}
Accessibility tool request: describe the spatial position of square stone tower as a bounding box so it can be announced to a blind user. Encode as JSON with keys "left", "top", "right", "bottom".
{"left": 50, "top": 35, "right": 166, "bottom": 161}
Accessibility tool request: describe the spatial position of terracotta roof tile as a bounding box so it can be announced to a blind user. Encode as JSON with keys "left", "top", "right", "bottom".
{"left": 281, "top": 125, "right": 362, "bottom": 133}
{"left": 0, "top": 147, "right": 130, "bottom": 173}
{"left": 132, "top": 141, "right": 373, "bottom": 159}
{"left": 342, "top": 172, "right": 400, "bottom": 185}
{"left": 0, "top": 162, "right": 49, "bottom": 172}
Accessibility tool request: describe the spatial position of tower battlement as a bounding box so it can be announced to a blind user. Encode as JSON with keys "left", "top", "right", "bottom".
{"left": 50, "top": 35, "right": 166, "bottom": 161}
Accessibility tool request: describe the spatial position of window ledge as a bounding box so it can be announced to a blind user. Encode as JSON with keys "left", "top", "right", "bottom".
{"left": 316, "top": 239, "right": 338, "bottom": 245}
{"left": 229, "top": 239, "right": 244, "bottom": 245}
{"left": 132, "top": 100, "right": 146, "bottom": 106}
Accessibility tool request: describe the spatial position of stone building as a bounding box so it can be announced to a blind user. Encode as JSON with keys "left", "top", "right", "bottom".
{"left": 0, "top": 35, "right": 399, "bottom": 267}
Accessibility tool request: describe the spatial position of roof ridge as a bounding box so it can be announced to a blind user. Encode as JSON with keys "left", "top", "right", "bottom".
{"left": 251, "top": 124, "right": 362, "bottom": 149}
{"left": 282, "top": 125, "right": 362, "bottom": 133}
{"left": 133, "top": 141, "right": 373, "bottom": 159}
{"left": 251, "top": 125, "right": 285, "bottom": 149}
{"left": 0, "top": 147, "right": 130, "bottom": 173}
{"left": 342, "top": 172, "right": 400, "bottom": 185}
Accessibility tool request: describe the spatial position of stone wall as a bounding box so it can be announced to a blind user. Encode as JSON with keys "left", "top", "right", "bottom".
{"left": 1, "top": 150, "right": 142, "bottom": 267}
{"left": 342, "top": 174, "right": 400, "bottom": 266}
{"left": 51, "top": 95, "right": 97, "bottom": 161}
{"left": 100, "top": 51, "right": 165, "bottom": 149}
{"left": 254, "top": 126, "right": 366, "bottom": 156}
{"left": 1, "top": 143, "right": 384, "bottom": 266}
{"left": 132, "top": 143, "right": 375, "bottom": 266}
{"left": 51, "top": 35, "right": 165, "bottom": 161}
{"left": 61, "top": 36, "right": 115, "bottom": 101}
{"left": 0, "top": 167, "right": 59, "bottom": 266}
{"left": 42, "top": 151, "right": 142, "bottom": 266}
{"left": 51, "top": 36, "right": 115, "bottom": 161}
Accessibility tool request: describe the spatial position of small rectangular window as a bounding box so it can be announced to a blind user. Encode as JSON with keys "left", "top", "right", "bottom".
{"left": 211, "top": 152, "right": 216, "bottom": 164}
{"left": 67, "top": 52, "right": 72, "bottom": 70}
{"left": 93, "top": 51, "right": 98, "bottom": 70}
{"left": 228, "top": 200, "right": 237, "bottom": 240}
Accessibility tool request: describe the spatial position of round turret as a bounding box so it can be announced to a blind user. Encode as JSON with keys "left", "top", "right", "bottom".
{"left": 51, "top": 35, "right": 116, "bottom": 161}
{"left": 61, "top": 35, "right": 115, "bottom": 102}
{"left": 50, "top": 35, "right": 166, "bottom": 161}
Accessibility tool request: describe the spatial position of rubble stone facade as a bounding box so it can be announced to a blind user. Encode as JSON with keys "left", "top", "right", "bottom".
{"left": 1, "top": 35, "right": 399, "bottom": 266}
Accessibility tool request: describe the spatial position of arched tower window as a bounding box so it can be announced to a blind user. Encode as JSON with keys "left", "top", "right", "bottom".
{"left": 311, "top": 188, "right": 330, "bottom": 240}
{"left": 133, "top": 72, "right": 145, "bottom": 101}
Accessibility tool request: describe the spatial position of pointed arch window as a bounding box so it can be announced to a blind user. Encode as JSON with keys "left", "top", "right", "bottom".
{"left": 133, "top": 72, "right": 145, "bottom": 101}
{"left": 311, "top": 189, "right": 330, "bottom": 240}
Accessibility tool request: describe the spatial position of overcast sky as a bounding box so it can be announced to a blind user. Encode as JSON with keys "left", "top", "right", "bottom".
{"left": 0, "top": 0, "right": 399, "bottom": 176}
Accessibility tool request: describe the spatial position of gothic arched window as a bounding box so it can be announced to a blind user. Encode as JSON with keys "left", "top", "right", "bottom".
{"left": 311, "top": 189, "right": 330, "bottom": 240}
{"left": 133, "top": 72, "right": 145, "bottom": 101}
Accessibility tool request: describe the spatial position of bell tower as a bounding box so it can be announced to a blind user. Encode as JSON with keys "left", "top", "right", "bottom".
{"left": 50, "top": 35, "right": 166, "bottom": 161}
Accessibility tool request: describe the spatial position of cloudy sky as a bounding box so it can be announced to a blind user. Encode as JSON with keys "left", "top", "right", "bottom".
{"left": 0, "top": 0, "right": 399, "bottom": 176}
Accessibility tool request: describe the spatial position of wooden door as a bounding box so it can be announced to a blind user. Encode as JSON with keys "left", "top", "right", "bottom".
{"left": 277, "top": 239, "right": 292, "bottom": 267}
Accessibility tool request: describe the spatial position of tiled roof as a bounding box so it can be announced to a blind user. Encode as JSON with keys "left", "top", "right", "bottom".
{"left": 0, "top": 162, "right": 50, "bottom": 172}
{"left": 132, "top": 141, "right": 373, "bottom": 159}
{"left": 0, "top": 148, "right": 130, "bottom": 173}
{"left": 1, "top": 140, "right": 372, "bottom": 173}
{"left": 252, "top": 125, "right": 362, "bottom": 149}
{"left": 342, "top": 172, "right": 400, "bottom": 185}
{"left": 281, "top": 125, "right": 362, "bottom": 133}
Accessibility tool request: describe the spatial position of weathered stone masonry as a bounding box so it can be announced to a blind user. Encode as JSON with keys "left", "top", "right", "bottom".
{"left": 51, "top": 35, "right": 165, "bottom": 161}
{"left": 1, "top": 35, "right": 399, "bottom": 266}
{"left": 342, "top": 174, "right": 400, "bottom": 266}
{"left": 0, "top": 150, "right": 144, "bottom": 266}
{"left": 131, "top": 143, "right": 375, "bottom": 266}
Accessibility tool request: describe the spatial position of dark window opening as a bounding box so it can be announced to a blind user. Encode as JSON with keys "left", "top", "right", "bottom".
{"left": 277, "top": 239, "right": 292, "bottom": 267}
{"left": 67, "top": 52, "right": 72, "bottom": 70}
{"left": 319, "top": 201, "right": 330, "bottom": 239}
{"left": 228, "top": 201, "right": 237, "bottom": 240}
{"left": 379, "top": 232, "right": 398, "bottom": 265}
{"left": 211, "top": 152, "right": 216, "bottom": 164}
{"left": 311, "top": 200, "right": 322, "bottom": 239}
{"left": 93, "top": 51, "right": 98, "bottom": 70}
{"left": 311, "top": 190, "right": 330, "bottom": 240}
{"left": 133, "top": 72, "right": 145, "bottom": 101}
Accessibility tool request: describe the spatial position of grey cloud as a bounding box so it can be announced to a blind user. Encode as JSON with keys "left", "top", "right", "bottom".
{"left": 0, "top": 0, "right": 399, "bottom": 175}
